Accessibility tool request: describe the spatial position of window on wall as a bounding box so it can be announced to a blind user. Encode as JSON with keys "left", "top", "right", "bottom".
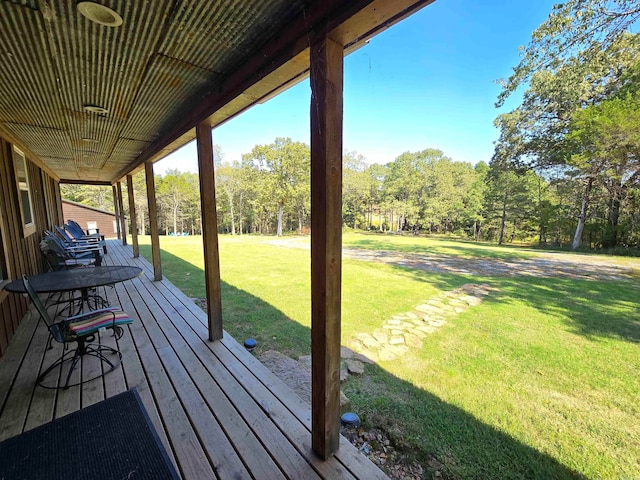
{"left": 13, "top": 148, "right": 34, "bottom": 229}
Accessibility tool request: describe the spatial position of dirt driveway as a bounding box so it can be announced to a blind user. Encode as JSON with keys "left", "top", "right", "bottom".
{"left": 268, "top": 238, "right": 638, "bottom": 281}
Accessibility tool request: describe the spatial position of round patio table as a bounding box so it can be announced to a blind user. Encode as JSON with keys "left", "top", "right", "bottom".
{"left": 4, "top": 266, "right": 143, "bottom": 294}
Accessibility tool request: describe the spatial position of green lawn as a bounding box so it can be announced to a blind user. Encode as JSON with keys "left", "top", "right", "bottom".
{"left": 136, "top": 232, "right": 640, "bottom": 480}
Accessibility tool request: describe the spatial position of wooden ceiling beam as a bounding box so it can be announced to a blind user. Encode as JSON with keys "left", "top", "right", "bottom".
{"left": 59, "top": 179, "right": 112, "bottom": 186}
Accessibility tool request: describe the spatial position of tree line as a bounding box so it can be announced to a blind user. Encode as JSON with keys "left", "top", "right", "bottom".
{"left": 494, "top": 0, "right": 640, "bottom": 250}
{"left": 60, "top": 133, "right": 640, "bottom": 251}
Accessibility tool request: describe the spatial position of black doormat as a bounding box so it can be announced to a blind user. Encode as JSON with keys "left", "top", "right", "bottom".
{"left": 0, "top": 388, "right": 179, "bottom": 480}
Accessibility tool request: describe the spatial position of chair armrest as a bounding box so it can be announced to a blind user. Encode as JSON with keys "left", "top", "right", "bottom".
{"left": 65, "top": 244, "right": 102, "bottom": 251}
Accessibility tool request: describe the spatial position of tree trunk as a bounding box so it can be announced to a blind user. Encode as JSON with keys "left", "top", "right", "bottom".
{"left": 173, "top": 204, "right": 178, "bottom": 235}
{"left": 572, "top": 177, "right": 593, "bottom": 250}
{"left": 498, "top": 193, "right": 507, "bottom": 245}
{"left": 603, "top": 181, "right": 623, "bottom": 248}
{"left": 238, "top": 192, "right": 244, "bottom": 236}
{"left": 139, "top": 211, "right": 146, "bottom": 236}
{"left": 298, "top": 209, "right": 303, "bottom": 234}
{"left": 537, "top": 177, "right": 545, "bottom": 246}
{"left": 277, "top": 202, "right": 284, "bottom": 236}
{"left": 230, "top": 198, "right": 236, "bottom": 235}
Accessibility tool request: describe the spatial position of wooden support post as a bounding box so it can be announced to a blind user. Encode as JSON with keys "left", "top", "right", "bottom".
{"left": 310, "top": 34, "right": 344, "bottom": 460}
{"left": 116, "top": 181, "right": 127, "bottom": 246}
{"left": 196, "top": 122, "right": 223, "bottom": 341}
{"left": 127, "top": 174, "right": 139, "bottom": 258}
{"left": 112, "top": 185, "right": 121, "bottom": 240}
{"left": 145, "top": 162, "right": 162, "bottom": 281}
{"left": 54, "top": 181, "right": 64, "bottom": 225}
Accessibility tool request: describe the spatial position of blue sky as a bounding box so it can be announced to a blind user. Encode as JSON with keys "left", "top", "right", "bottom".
{"left": 158, "top": 0, "right": 558, "bottom": 174}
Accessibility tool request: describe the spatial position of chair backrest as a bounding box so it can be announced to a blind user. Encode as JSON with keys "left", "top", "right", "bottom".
{"left": 40, "top": 239, "right": 69, "bottom": 271}
{"left": 68, "top": 219, "right": 84, "bottom": 234}
{"left": 22, "top": 276, "right": 66, "bottom": 343}
{"left": 43, "top": 232, "right": 72, "bottom": 259}
{"left": 44, "top": 230, "right": 101, "bottom": 264}
{"left": 65, "top": 221, "right": 84, "bottom": 239}
{"left": 54, "top": 225, "right": 74, "bottom": 245}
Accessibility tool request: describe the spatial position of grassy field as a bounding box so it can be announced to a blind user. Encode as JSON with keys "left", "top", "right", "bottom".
{"left": 136, "top": 232, "right": 640, "bottom": 480}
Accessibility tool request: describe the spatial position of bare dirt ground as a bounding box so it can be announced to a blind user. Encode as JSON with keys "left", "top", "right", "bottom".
{"left": 268, "top": 238, "right": 638, "bottom": 281}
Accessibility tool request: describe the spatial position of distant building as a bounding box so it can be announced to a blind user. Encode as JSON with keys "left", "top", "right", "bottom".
{"left": 61, "top": 199, "right": 119, "bottom": 238}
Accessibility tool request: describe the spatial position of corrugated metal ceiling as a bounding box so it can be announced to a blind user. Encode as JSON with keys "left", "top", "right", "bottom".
{"left": 0, "top": 0, "right": 305, "bottom": 183}
{"left": 0, "top": 0, "right": 434, "bottom": 184}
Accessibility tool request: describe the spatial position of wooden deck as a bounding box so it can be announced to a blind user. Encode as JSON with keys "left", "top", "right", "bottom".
{"left": 0, "top": 239, "right": 387, "bottom": 480}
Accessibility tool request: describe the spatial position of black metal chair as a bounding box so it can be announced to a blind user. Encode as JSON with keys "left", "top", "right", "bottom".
{"left": 66, "top": 220, "right": 107, "bottom": 253}
{"left": 54, "top": 225, "right": 103, "bottom": 253}
{"left": 43, "top": 231, "right": 102, "bottom": 265}
{"left": 23, "top": 275, "right": 134, "bottom": 389}
{"left": 39, "top": 236, "right": 104, "bottom": 314}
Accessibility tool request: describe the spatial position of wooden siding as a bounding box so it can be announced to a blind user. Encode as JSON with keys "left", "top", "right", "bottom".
{"left": 61, "top": 200, "right": 118, "bottom": 238}
{"left": 0, "top": 239, "right": 388, "bottom": 480}
{"left": 0, "top": 136, "right": 61, "bottom": 358}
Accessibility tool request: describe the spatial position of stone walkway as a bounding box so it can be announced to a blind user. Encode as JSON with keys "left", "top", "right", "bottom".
{"left": 348, "top": 283, "right": 493, "bottom": 362}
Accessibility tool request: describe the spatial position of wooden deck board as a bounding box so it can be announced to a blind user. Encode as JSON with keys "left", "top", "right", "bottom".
{"left": 0, "top": 239, "right": 388, "bottom": 480}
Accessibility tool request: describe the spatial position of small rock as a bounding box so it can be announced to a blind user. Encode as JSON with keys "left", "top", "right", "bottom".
{"left": 340, "top": 346, "right": 355, "bottom": 359}
{"left": 427, "top": 300, "right": 447, "bottom": 309}
{"left": 405, "top": 312, "right": 418, "bottom": 319}
{"left": 362, "top": 336, "right": 379, "bottom": 349}
{"left": 352, "top": 353, "right": 375, "bottom": 364}
{"left": 378, "top": 349, "right": 398, "bottom": 361}
{"left": 404, "top": 333, "right": 422, "bottom": 348}
{"left": 415, "top": 304, "right": 442, "bottom": 314}
{"left": 391, "top": 329, "right": 404, "bottom": 335}
{"left": 387, "top": 344, "right": 409, "bottom": 357}
{"left": 389, "top": 336, "right": 405, "bottom": 345}
{"left": 460, "top": 295, "right": 482, "bottom": 306}
{"left": 340, "top": 368, "right": 349, "bottom": 382}
{"left": 386, "top": 319, "right": 401, "bottom": 325}
{"left": 416, "top": 325, "right": 438, "bottom": 334}
{"left": 372, "top": 332, "right": 388, "bottom": 343}
{"left": 346, "top": 359, "right": 365, "bottom": 375}
{"left": 428, "top": 319, "right": 446, "bottom": 327}
{"left": 339, "top": 390, "right": 351, "bottom": 414}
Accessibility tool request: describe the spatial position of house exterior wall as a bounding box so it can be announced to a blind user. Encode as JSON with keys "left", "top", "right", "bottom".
{"left": 62, "top": 201, "right": 118, "bottom": 238}
{"left": 0, "top": 136, "right": 62, "bottom": 357}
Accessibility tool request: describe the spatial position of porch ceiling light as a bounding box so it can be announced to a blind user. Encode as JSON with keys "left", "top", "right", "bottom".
{"left": 83, "top": 104, "right": 109, "bottom": 115}
{"left": 77, "top": 2, "right": 123, "bottom": 27}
